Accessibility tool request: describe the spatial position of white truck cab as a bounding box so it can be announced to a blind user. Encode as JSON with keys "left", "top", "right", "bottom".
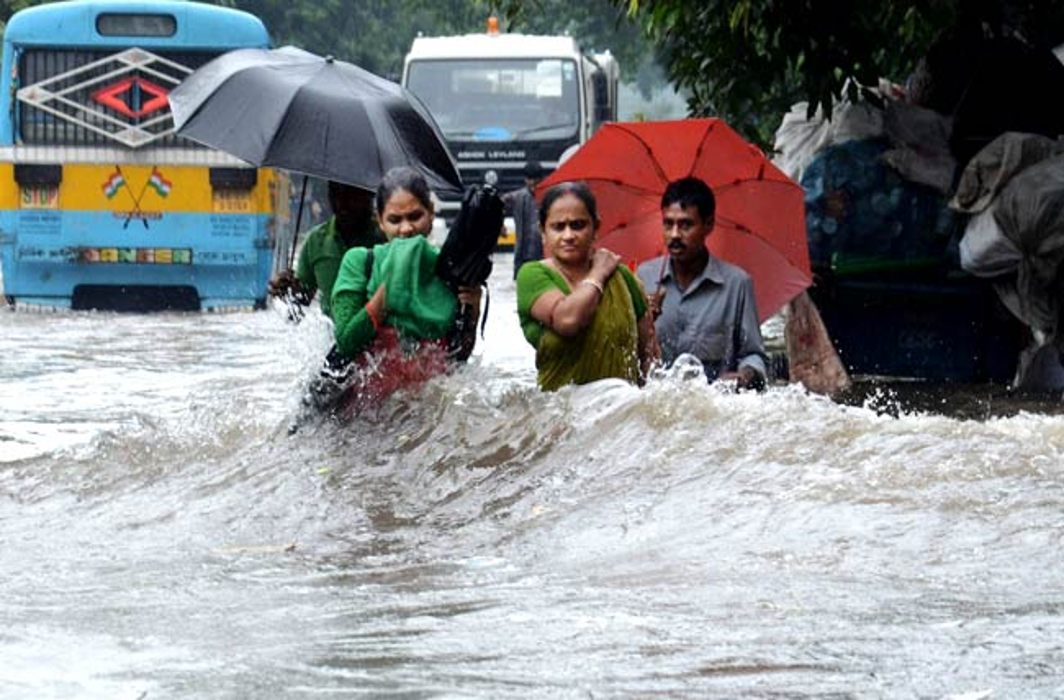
{"left": 403, "top": 22, "right": 617, "bottom": 222}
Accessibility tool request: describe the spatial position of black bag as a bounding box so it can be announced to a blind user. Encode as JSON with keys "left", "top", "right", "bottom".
{"left": 435, "top": 185, "right": 504, "bottom": 359}
{"left": 435, "top": 184, "right": 504, "bottom": 291}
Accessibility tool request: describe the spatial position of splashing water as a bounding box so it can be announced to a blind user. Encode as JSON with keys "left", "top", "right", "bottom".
{"left": 2, "top": 258, "right": 1064, "bottom": 698}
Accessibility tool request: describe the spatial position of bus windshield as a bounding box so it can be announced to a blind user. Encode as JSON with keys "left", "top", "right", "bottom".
{"left": 406, "top": 58, "right": 579, "bottom": 142}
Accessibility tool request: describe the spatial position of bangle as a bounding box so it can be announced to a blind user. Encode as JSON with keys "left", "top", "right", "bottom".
{"left": 580, "top": 278, "right": 604, "bottom": 295}
{"left": 364, "top": 303, "right": 381, "bottom": 331}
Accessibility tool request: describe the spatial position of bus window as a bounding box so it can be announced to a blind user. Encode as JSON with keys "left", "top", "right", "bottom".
{"left": 96, "top": 13, "right": 176, "bottom": 38}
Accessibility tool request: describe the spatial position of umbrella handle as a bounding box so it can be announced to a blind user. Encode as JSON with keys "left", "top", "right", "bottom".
{"left": 287, "top": 175, "right": 309, "bottom": 271}
{"left": 283, "top": 288, "right": 306, "bottom": 323}
{"left": 649, "top": 255, "right": 669, "bottom": 320}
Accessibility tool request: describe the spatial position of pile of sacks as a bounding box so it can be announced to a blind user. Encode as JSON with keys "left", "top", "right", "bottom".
{"left": 773, "top": 34, "right": 1064, "bottom": 389}
{"left": 953, "top": 133, "right": 1064, "bottom": 389}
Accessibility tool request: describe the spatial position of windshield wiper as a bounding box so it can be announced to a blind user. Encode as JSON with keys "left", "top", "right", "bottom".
{"left": 444, "top": 123, "right": 574, "bottom": 140}
{"left": 515, "top": 122, "right": 575, "bottom": 137}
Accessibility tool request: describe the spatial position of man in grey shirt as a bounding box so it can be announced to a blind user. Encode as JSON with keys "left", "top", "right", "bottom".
{"left": 503, "top": 161, "right": 545, "bottom": 279}
{"left": 636, "top": 176, "right": 767, "bottom": 390}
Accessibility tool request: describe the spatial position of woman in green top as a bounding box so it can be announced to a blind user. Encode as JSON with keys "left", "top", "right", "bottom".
{"left": 516, "top": 181, "right": 659, "bottom": 390}
{"left": 329, "top": 168, "right": 481, "bottom": 407}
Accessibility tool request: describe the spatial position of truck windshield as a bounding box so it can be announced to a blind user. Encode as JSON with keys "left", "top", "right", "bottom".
{"left": 406, "top": 58, "right": 579, "bottom": 142}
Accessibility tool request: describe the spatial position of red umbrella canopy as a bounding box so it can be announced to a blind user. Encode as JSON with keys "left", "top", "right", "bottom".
{"left": 536, "top": 119, "right": 811, "bottom": 321}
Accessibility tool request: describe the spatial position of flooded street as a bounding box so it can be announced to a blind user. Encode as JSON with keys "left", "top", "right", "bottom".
{"left": 2, "top": 255, "right": 1064, "bottom": 698}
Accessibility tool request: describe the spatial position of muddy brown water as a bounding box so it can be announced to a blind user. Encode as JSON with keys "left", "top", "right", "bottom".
{"left": 2, "top": 256, "right": 1063, "bottom": 697}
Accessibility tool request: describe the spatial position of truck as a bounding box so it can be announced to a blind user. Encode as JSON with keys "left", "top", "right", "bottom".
{"left": 402, "top": 19, "right": 618, "bottom": 234}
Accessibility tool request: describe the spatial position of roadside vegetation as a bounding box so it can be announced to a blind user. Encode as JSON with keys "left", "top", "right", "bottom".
{"left": 2, "top": 0, "right": 1062, "bottom": 144}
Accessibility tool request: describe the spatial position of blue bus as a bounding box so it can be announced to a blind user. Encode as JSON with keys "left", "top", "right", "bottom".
{"left": 0, "top": 1, "right": 284, "bottom": 311}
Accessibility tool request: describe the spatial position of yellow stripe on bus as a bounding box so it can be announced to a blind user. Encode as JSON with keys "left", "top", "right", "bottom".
{"left": 0, "top": 163, "right": 278, "bottom": 213}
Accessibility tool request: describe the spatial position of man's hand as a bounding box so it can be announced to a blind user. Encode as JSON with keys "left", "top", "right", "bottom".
{"left": 268, "top": 269, "right": 298, "bottom": 298}
{"left": 457, "top": 285, "right": 483, "bottom": 325}
{"left": 735, "top": 366, "right": 765, "bottom": 392}
{"left": 719, "top": 366, "right": 765, "bottom": 391}
{"left": 649, "top": 287, "right": 666, "bottom": 320}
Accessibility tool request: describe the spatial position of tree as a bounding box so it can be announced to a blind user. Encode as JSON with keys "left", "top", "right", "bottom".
{"left": 0, "top": 0, "right": 44, "bottom": 37}
{"left": 493, "top": 0, "right": 661, "bottom": 94}
{"left": 230, "top": 0, "right": 656, "bottom": 86}
{"left": 1, "top": 0, "right": 660, "bottom": 89}
{"left": 212, "top": 0, "right": 659, "bottom": 88}
{"left": 619, "top": 0, "right": 1064, "bottom": 147}
{"left": 222, "top": 0, "right": 495, "bottom": 81}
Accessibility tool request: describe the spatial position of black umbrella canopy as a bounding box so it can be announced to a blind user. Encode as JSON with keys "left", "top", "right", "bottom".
{"left": 169, "top": 46, "right": 462, "bottom": 194}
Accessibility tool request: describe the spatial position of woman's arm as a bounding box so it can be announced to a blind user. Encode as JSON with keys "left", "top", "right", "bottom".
{"left": 332, "top": 250, "right": 385, "bottom": 358}
{"left": 529, "top": 249, "right": 620, "bottom": 337}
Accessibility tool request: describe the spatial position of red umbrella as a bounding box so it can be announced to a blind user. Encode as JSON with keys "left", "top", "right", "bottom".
{"left": 537, "top": 119, "right": 811, "bottom": 321}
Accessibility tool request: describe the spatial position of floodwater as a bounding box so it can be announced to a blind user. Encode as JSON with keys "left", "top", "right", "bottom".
{"left": 2, "top": 255, "right": 1064, "bottom": 698}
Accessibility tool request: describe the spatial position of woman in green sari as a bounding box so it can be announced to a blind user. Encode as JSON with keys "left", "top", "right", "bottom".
{"left": 516, "top": 182, "right": 659, "bottom": 390}
{"left": 327, "top": 167, "right": 481, "bottom": 409}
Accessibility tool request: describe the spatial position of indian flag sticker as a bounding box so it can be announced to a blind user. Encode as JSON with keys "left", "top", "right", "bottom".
{"left": 148, "top": 167, "right": 172, "bottom": 198}
{"left": 102, "top": 168, "right": 125, "bottom": 199}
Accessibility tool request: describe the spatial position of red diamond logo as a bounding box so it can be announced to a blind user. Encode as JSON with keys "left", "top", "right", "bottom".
{"left": 92, "top": 77, "right": 170, "bottom": 119}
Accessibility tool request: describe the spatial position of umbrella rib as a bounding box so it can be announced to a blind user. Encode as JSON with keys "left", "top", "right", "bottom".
{"left": 575, "top": 176, "right": 663, "bottom": 199}
{"left": 688, "top": 121, "right": 717, "bottom": 179}
{"left": 688, "top": 123, "right": 803, "bottom": 193}
{"left": 611, "top": 123, "right": 671, "bottom": 186}
{"left": 714, "top": 177, "right": 805, "bottom": 195}
{"left": 715, "top": 216, "right": 805, "bottom": 259}
{"left": 581, "top": 173, "right": 804, "bottom": 200}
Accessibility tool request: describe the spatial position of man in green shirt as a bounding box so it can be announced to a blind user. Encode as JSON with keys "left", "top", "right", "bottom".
{"left": 268, "top": 181, "right": 384, "bottom": 319}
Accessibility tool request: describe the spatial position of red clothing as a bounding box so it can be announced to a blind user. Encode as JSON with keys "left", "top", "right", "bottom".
{"left": 339, "top": 327, "right": 449, "bottom": 417}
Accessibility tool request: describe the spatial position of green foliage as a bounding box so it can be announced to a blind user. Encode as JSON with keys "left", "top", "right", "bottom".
{"left": 0, "top": 0, "right": 45, "bottom": 38}
{"left": 492, "top": 0, "right": 656, "bottom": 86}
{"left": 0, "top": 0, "right": 39, "bottom": 16}
{"left": 1, "top": 0, "right": 652, "bottom": 83}
{"left": 224, "top": 0, "right": 654, "bottom": 84}
{"left": 224, "top": 0, "right": 494, "bottom": 81}
{"left": 1, "top": 0, "right": 659, "bottom": 94}
{"left": 622, "top": 0, "right": 951, "bottom": 146}
{"left": 622, "top": 0, "right": 1064, "bottom": 147}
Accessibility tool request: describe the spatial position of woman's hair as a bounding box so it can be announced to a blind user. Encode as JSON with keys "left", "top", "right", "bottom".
{"left": 538, "top": 181, "right": 598, "bottom": 228}
{"left": 375, "top": 167, "right": 433, "bottom": 215}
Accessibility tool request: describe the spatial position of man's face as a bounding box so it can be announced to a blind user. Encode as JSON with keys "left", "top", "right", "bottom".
{"left": 662, "top": 202, "right": 712, "bottom": 265}
{"left": 330, "top": 184, "right": 373, "bottom": 233}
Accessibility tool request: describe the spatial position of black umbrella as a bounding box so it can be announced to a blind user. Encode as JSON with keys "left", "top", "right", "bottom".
{"left": 168, "top": 46, "right": 462, "bottom": 195}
